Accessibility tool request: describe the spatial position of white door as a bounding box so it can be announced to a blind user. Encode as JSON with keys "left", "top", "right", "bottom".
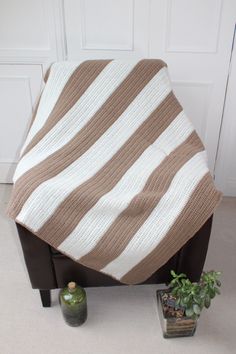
{"left": 149, "top": 0, "right": 236, "bottom": 174}
{"left": 64, "top": 0, "right": 236, "bottom": 174}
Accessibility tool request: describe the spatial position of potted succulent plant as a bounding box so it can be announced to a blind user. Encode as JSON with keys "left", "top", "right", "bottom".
{"left": 157, "top": 270, "right": 221, "bottom": 338}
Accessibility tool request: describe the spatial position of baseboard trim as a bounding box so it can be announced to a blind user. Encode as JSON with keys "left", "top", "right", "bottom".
{"left": 0, "top": 162, "right": 17, "bottom": 183}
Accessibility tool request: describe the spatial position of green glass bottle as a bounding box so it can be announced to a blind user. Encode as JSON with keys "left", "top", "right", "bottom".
{"left": 59, "top": 282, "right": 87, "bottom": 327}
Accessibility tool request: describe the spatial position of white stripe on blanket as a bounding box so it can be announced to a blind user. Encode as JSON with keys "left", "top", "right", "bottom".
{"left": 16, "top": 67, "right": 171, "bottom": 230}
{"left": 14, "top": 60, "right": 138, "bottom": 182}
{"left": 102, "top": 151, "right": 208, "bottom": 279}
{"left": 58, "top": 110, "right": 194, "bottom": 258}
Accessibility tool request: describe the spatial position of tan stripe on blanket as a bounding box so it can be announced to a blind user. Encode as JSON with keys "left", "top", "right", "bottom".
{"left": 7, "top": 59, "right": 165, "bottom": 219}
{"left": 22, "top": 60, "right": 111, "bottom": 156}
{"left": 37, "top": 92, "right": 182, "bottom": 247}
{"left": 121, "top": 173, "right": 222, "bottom": 284}
{"left": 78, "top": 132, "right": 204, "bottom": 270}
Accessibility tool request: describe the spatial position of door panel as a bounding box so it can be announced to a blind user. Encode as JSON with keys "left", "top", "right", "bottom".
{"left": 64, "top": 0, "right": 150, "bottom": 59}
{"left": 0, "top": 65, "right": 43, "bottom": 182}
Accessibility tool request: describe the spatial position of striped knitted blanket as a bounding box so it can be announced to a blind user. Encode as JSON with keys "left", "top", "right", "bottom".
{"left": 7, "top": 59, "right": 221, "bottom": 284}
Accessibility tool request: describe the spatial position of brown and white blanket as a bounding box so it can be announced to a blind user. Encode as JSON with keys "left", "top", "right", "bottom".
{"left": 7, "top": 59, "right": 221, "bottom": 284}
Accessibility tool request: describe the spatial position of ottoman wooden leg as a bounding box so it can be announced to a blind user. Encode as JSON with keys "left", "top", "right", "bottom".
{"left": 39, "top": 289, "right": 51, "bottom": 307}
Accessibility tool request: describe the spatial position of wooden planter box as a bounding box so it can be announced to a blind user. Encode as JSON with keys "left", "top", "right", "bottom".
{"left": 156, "top": 290, "right": 198, "bottom": 338}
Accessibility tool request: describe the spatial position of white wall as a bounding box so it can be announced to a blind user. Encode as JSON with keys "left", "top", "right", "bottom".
{"left": 0, "top": 0, "right": 235, "bottom": 195}
{"left": 215, "top": 28, "right": 236, "bottom": 196}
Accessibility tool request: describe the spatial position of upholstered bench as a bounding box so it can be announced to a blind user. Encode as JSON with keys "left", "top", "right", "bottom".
{"left": 16, "top": 216, "right": 213, "bottom": 307}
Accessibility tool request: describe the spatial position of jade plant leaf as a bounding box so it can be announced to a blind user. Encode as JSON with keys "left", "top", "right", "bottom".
{"left": 169, "top": 269, "right": 221, "bottom": 319}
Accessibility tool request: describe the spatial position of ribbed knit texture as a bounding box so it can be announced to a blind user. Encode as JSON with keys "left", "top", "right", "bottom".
{"left": 7, "top": 59, "right": 222, "bottom": 284}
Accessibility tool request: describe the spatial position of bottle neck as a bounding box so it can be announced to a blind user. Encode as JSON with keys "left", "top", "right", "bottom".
{"left": 68, "top": 288, "right": 76, "bottom": 294}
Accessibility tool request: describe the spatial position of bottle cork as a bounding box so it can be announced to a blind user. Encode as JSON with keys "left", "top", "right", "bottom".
{"left": 68, "top": 281, "right": 76, "bottom": 290}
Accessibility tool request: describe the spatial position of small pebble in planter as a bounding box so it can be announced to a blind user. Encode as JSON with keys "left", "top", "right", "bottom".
{"left": 59, "top": 282, "right": 87, "bottom": 327}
